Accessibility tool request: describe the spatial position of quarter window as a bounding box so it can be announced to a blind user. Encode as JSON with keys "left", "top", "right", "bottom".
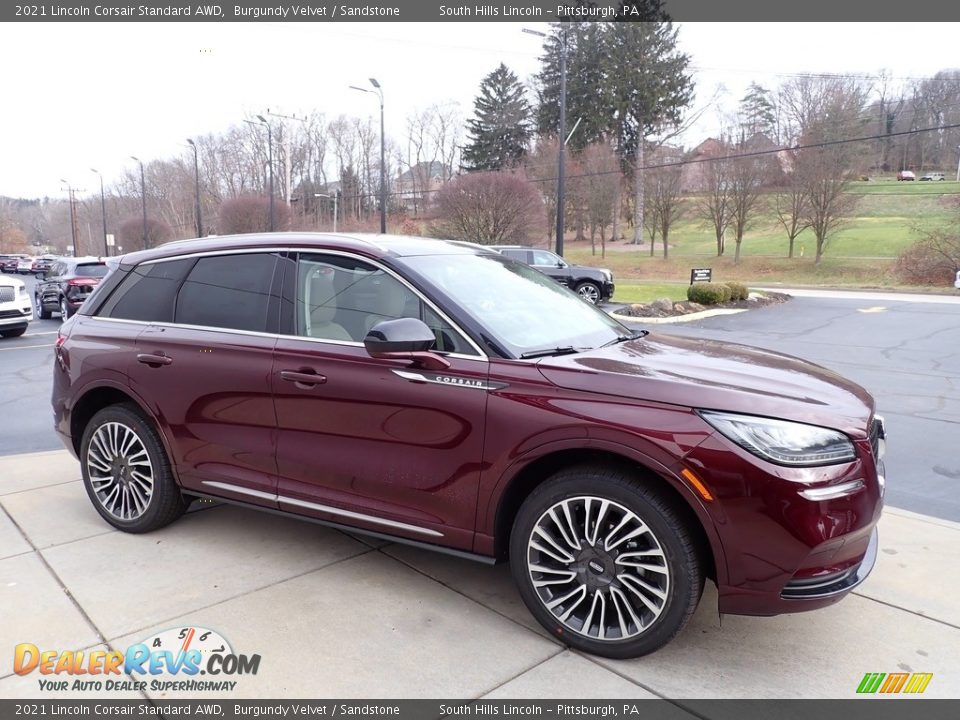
{"left": 176, "top": 254, "right": 277, "bottom": 332}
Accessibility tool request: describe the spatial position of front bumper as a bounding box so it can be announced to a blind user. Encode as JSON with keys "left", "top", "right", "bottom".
{"left": 0, "top": 303, "right": 32, "bottom": 327}
{"left": 686, "top": 415, "right": 885, "bottom": 617}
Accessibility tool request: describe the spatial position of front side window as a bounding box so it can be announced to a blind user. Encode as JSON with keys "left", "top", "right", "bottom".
{"left": 295, "top": 253, "right": 477, "bottom": 355}
{"left": 175, "top": 253, "right": 277, "bottom": 332}
{"left": 531, "top": 250, "right": 561, "bottom": 267}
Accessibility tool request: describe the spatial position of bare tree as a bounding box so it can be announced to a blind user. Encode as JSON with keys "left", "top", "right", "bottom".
{"left": 429, "top": 172, "right": 543, "bottom": 245}
{"left": 728, "top": 145, "right": 773, "bottom": 264}
{"left": 697, "top": 152, "right": 733, "bottom": 257}
{"left": 117, "top": 216, "right": 173, "bottom": 252}
{"left": 218, "top": 195, "right": 291, "bottom": 234}
{"left": 774, "top": 181, "right": 811, "bottom": 259}
{"left": 645, "top": 158, "right": 685, "bottom": 259}
{"left": 578, "top": 141, "right": 619, "bottom": 256}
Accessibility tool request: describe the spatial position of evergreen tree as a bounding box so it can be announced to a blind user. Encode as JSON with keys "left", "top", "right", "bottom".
{"left": 739, "top": 82, "right": 777, "bottom": 139}
{"left": 463, "top": 64, "right": 533, "bottom": 171}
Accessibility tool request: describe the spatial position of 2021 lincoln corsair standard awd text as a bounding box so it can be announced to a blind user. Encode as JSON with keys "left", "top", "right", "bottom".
{"left": 52, "top": 233, "right": 885, "bottom": 658}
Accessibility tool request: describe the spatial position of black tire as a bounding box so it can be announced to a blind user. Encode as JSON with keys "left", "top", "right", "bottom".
{"left": 0, "top": 327, "right": 27, "bottom": 338}
{"left": 79, "top": 403, "right": 187, "bottom": 533}
{"left": 59, "top": 296, "right": 73, "bottom": 319}
{"left": 35, "top": 294, "right": 51, "bottom": 320}
{"left": 510, "top": 466, "right": 704, "bottom": 659}
{"left": 575, "top": 281, "right": 602, "bottom": 305}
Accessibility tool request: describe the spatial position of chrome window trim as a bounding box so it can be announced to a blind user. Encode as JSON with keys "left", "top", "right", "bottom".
{"left": 98, "top": 247, "right": 489, "bottom": 361}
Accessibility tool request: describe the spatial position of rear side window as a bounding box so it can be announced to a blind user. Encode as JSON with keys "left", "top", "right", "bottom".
{"left": 500, "top": 249, "right": 530, "bottom": 263}
{"left": 175, "top": 253, "right": 277, "bottom": 333}
{"left": 99, "top": 259, "right": 195, "bottom": 322}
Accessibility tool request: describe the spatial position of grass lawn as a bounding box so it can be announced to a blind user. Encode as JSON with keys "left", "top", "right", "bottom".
{"left": 564, "top": 181, "right": 959, "bottom": 289}
{"left": 612, "top": 281, "right": 689, "bottom": 304}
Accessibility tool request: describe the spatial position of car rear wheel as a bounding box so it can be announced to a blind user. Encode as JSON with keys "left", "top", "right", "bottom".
{"left": 575, "top": 281, "right": 602, "bottom": 305}
{"left": 79, "top": 404, "right": 187, "bottom": 533}
{"left": 510, "top": 466, "right": 703, "bottom": 658}
{"left": 35, "top": 295, "right": 51, "bottom": 320}
{"left": 59, "top": 297, "right": 73, "bottom": 319}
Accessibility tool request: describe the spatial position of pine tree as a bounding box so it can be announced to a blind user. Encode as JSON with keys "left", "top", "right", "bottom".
{"left": 739, "top": 82, "right": 777, "bottom": 139}
{"left": 462, "top": 64, "right": 533, "bottom": 171}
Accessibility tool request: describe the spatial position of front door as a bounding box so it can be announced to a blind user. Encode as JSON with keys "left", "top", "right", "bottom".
{"left": 272, "top": 252, "right": 489, "bottom": 549}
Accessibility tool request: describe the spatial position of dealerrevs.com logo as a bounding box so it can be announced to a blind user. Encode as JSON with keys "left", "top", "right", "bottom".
{"left": 857, "top": 672, "right": 933, "bottom": 694}
{"left": 14, "top": 626, "right": 261, "bottom": 693}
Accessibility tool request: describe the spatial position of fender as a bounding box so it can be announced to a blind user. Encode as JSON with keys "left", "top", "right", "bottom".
{"left": 478, "top": 435, "right": 729, "bottom": 587}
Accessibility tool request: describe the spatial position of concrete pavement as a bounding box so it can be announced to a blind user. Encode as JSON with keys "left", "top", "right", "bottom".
{"left": 1, "top": 449, "right": 958, "bottom": 701}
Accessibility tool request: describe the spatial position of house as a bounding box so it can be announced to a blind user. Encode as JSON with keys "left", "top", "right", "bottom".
{"left": 395, "top": 161, "right": 451, "bottom": 212}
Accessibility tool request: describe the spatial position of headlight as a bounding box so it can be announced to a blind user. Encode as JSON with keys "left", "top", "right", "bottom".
{"left": 699, "top": 411, "right": 856, "bottom": 467}
{"left": 18, "top": 286, "right": 27, "bottom": 297}
{"left": 601, "top": 269, "right": 613, "bottom": 281}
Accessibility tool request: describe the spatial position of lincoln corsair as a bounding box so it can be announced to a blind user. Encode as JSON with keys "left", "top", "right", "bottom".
{"left": 52, "top": 233, "right": 885, "bottom": 658}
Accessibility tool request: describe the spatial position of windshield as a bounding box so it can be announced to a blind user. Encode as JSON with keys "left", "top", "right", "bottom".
{"left": 75, "top": 263, "right": 109, "bottom": 278}
{"left": 404, "top": 253, "right": 625, "bottom": 358}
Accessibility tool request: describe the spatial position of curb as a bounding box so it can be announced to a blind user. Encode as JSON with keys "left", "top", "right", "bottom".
{"left": 609, "top": 308, "right": 747, "bottom": 324}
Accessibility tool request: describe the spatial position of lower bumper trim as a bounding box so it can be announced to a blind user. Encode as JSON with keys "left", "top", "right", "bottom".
{"left": 781, "top": 527, "right": 878, "bottom": 600}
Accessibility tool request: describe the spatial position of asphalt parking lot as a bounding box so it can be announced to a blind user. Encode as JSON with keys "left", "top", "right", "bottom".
{"left": 2, "top": 283, "right": 960, "bottom": 701}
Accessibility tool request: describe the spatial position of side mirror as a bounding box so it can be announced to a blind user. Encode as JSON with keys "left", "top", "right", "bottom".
{"left": 364, "top": 317, "right": 450, "bottom": 371}
{"left": 556, "top": 261, "right": 567, "bottom": 269}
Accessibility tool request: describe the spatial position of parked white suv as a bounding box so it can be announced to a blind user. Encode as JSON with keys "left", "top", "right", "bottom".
{"left": 0, "top": 274, "right": 33, "bottom": 338}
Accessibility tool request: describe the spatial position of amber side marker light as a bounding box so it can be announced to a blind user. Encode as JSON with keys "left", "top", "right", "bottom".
{"left": 681, "top": 467, "right": 714, "bottom": 502}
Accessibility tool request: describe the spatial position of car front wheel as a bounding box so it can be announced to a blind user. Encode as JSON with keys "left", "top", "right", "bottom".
{"left": 510, "top": 466, "right": 704, "bottom": 658}
{"left": 0, "top": 327, "right": 27, "bottom": 338}
{"left": 575, "top": 281, "right": 602, "bottom": 305}
{"left": 80, "top": 404, "right": 187, "bottom": 533}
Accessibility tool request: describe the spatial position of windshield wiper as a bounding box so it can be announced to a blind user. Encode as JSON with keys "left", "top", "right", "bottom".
{"left": 520, "top": 346, "right": 583, "bottom": 359}
{"left": 601, "top": 330, "right": 649, "bottom": 348}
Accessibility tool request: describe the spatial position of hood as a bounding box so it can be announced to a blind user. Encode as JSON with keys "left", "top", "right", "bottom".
{"left": 536, "top": 333, "right": 874, "bottom": 437}
{"left": 0, "top": 276, "right": 24, "bottom": 289}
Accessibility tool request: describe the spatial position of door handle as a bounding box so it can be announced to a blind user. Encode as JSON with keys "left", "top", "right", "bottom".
{"left": 280, "top": 370, "right": 327, "bottom": 387}
{"left": 137, "top": 353, "right": 173, "bottom": 367}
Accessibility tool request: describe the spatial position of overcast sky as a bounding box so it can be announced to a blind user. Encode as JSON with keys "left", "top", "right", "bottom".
{"left": 1, "top": 22, "right": 957, "bottom": 199}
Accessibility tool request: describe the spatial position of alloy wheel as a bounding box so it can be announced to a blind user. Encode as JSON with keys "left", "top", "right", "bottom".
{"left": 85, "top": 422, "right": 155, "bottom": 521}
{"left": 527, "top": 495, "right": 669, "bottom": 641}
{"left": 60, "top": 298, "right": 68, "bottom": 318}
{"left": 577, "top": 284, "right": 600, "bottom": 304}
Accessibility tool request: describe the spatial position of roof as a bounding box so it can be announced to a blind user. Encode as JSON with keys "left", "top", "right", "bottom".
{"left": 118, "top": 232, "right": 482, "bottom": 266}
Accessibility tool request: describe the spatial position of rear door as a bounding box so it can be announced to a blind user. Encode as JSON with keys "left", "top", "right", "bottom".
{"left": 105, "top": 252, "right": 283, "bottom": 507}
{"left": 271, "top": 251, "right": 489, "bottom": 548}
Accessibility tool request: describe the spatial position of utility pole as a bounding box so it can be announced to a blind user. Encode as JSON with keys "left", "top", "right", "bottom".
{"left": 59, "top": 179, "right": 82, "bottom": 257}
{"left": 186, "top": 139, "right": 203, "bottom": 238}
{"left": 90, "top": 169, "right": 109, "bottom": 256}
{"left": 130, "top": 156, "right": 148, "bottom": 249}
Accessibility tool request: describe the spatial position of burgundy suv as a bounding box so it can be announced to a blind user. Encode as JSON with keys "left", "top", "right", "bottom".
{"left": 52, "top": 234, "right": 885, "bottom": 658}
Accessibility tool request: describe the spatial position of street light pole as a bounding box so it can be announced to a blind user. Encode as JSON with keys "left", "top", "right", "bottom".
{"left": 245, "top": 116, "right": 274, "bottom": 231}
{"left": 186, "top": 139, "right": 203, "bottom": 238}
{"left": 130, "top": 156, "right": 148, "bottom": 249}
{"left": 90, "top": 169, "right": 109, "bottom": 257}
{"left": 350, "top": 79, "right": 387, "bottom": 233}
{"left": 314, "top": 193, "right": 338, "bottom": 232}
{"left": 524, "top": 26, "right": 567, "bottom": 256}
{"left": 59, "top": 179, "right": 79, "bottom": 257}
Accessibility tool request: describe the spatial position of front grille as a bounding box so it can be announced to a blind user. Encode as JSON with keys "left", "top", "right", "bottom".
{"left": 0, "top": 287, "right": 14, "bottom": 302}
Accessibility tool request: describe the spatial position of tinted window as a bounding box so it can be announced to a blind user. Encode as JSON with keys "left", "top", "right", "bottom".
{"left": 74, "top": 263, "right": 108, "bottom": 278}
{"left": 176, "top": 253, "right": 277, "bottom": 333}
{"left": 100, "top": 259, "right": 194, "bottom": 322}
{"left": 500, "top": 249, "right": 529, "bottom": 263}
{"left": 295, "top": 253, "right": 477, "bottom": 355}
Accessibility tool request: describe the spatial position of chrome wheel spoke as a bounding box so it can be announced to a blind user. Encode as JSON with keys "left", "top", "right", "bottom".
{"left": 527, "top": 494, "right": 670, "bottom": 642}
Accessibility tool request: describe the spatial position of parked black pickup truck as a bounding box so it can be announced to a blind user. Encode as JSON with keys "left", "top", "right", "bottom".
{"left": 489, "top": 246, "right": 615, "bottom": 304}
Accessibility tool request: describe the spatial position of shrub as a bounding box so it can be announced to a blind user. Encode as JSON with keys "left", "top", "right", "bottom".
{"left": 428, "top": 171, "right": 544, "bottom": 244}
{"left": 218, "top": 195, "right": 291, "bottom": 235}
{"left": 725, "top": 282, "right": 749, "bottom": 301}
{"left": 895, "top": 237, "right": 960, "bottom": 286}
{"left": 687, "top": 282, "right": 728, "bottom": 305}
